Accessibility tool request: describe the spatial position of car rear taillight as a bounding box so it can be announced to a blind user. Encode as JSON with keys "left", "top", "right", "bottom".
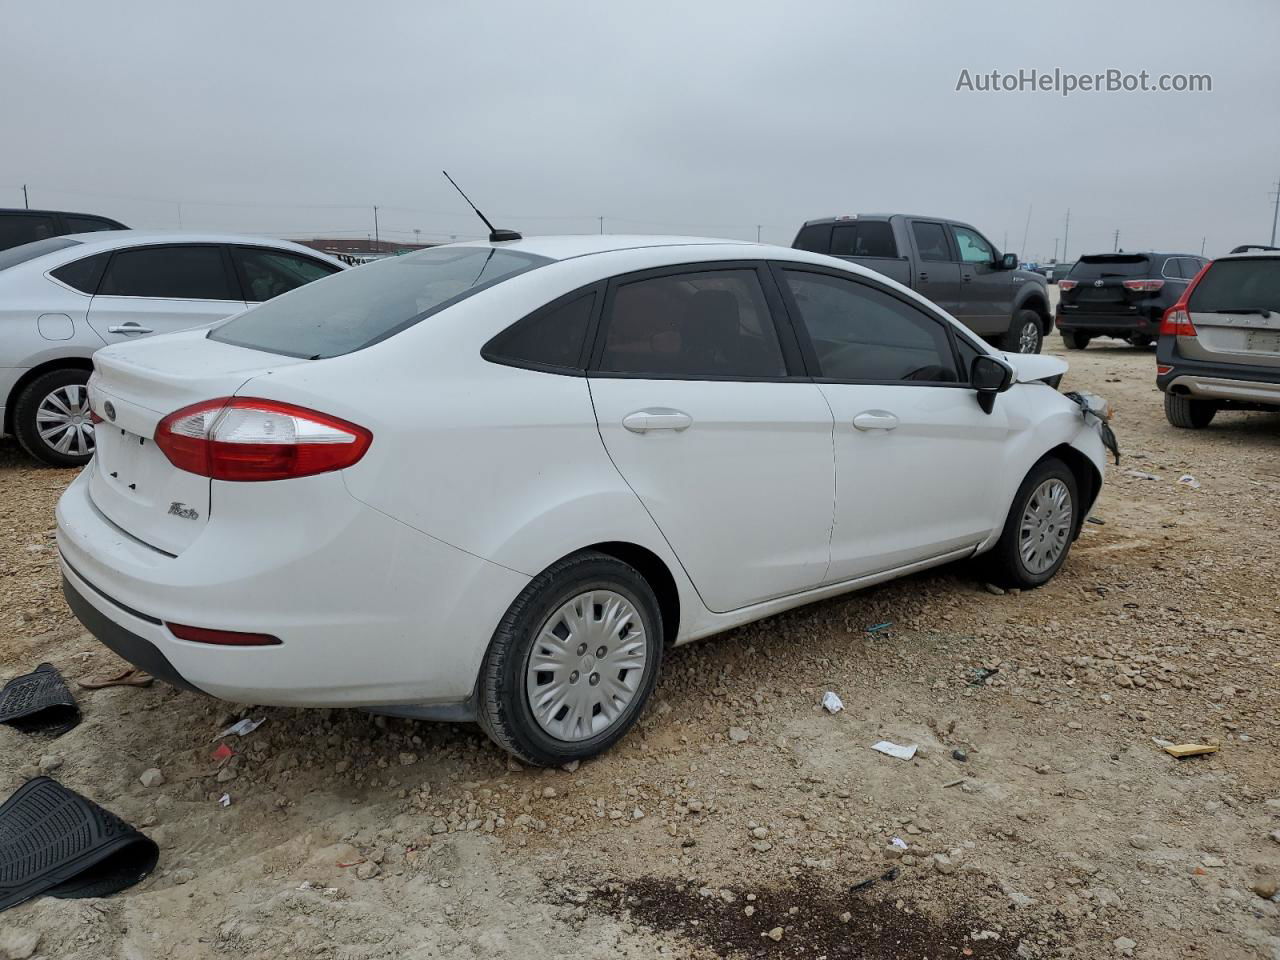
{"left": 1122, "top": 279, "right": 1165, "bottom": 293}
{"left": 155, "top": 397, "right": 372, "bottom": 482}
{"left": 1058, "top": 280, "right": 1078, "bottom": 291}
{"left": 1158, "top": 261, "right": 1212, "bottom": 339}
{"left": 167, "top": 622, "right": 282, "bottom": 646}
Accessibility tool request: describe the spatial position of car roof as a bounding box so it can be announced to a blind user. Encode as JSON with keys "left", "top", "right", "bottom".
{"left": 0, "top": 207, "right": 122, "bottom": 220}
{"left": 1217, "top": 249, "right": 1280, "bottom": 260}
{"left": 446, "top": 234, "right": 753, "bottom": 261}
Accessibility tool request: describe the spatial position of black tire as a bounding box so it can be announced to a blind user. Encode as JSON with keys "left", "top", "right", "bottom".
{"left": 1061, "top": 331, "right": 1091, "bottom": 350}
{"left": 1164, "top": 392, "right": 1217, "bottom": 429}
{"left": 1126, "top": 334, "right": 1155, "bottom": 348}
{"left": 985, "top": 457, "right": 1079, "bottom": 590}
{"left": 477, "top": 551, "right": 663, "bottom": 766}
{"left": 13, "top": 368, "right": 95, "bottom": 468}
{"left": 1001, "top": 309, "right": 1044, "bottom": 353}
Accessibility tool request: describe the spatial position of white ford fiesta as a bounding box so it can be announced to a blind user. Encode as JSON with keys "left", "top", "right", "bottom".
{"left": 57, "top": 235, "right": 1111, "bottom": 765}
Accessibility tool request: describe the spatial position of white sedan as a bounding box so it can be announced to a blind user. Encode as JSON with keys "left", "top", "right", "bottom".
{"left": 57, "top": 235, "right": 1109, "bottom": 765}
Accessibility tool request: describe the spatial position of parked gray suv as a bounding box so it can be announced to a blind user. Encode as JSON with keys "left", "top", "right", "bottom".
{"left": 794, "top": 215, "right": 1053, "bottom": 352}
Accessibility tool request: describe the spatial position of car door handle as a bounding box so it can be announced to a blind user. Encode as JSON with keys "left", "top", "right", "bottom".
{"left": 852, "top": 410, "right": 899, "bottom": 431}
{"left": 107, "top": 323, "right": 154, "bottom": 334}
{"left": 918, "top": 272, "right": 929, "bottom": 282}
{"left": 622, "top": 408, "right": 693, "bottom": 433}
{"left": 961, "top": 273, "right": 973, "bottom": 282}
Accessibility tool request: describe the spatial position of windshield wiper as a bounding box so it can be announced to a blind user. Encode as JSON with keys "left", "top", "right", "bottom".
{"left": 1208, "top": 307, "right": 1273, "bottom": 317}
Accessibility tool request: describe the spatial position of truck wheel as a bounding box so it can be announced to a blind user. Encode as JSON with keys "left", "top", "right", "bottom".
{"left": 1061, "top": 331, "right": 1091, "bottom": 350}
{"left": 13, "top": 368, "right": 96, "bottom": 467}
{"left": 1002, "top": 310, "right": 1043, "bottom": 353}
{"left": 1164, "top": 392, "right": 1217, "bottom": 429}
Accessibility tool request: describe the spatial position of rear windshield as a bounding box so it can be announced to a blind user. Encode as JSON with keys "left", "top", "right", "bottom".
{"left": 0, "top": 237, "right": 81, "bottom": 271}
{"left": 208, "top": 246, "right": 549, "bottom": 358}
{"left": 1068, "top": 255, "right": 1150, "bottom": 279}
{"left": 1188, "top": 258, "right": 1280, "bottom": 314}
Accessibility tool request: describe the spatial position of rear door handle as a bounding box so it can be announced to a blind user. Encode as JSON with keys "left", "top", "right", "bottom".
{"left": 918, "top": 272, "right": 929, "bottom": 282}
{"left": 108, "top": 322, "right": 154, "bottom": 334}
{"left": 622, "top": 408, "right": 693, "bottom": 433}
{"left": 852, "top": 410, "right": 899, "bottom": 431}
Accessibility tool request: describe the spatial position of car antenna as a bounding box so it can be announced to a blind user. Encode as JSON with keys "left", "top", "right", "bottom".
{"left": 441, "top": 171, "right": 522, "bottom": 243}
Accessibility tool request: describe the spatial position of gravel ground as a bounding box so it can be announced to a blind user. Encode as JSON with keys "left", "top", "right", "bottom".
{"left": 1, "top": 336, "right": 1278, "bottom": 960}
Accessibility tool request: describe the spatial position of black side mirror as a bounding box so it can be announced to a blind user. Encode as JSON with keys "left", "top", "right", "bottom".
{"left": 1000, "top": 252, "right": 1019, "bottom": 270}
{"left": 971, "top": 355, "right": 1015, "bottom": 413}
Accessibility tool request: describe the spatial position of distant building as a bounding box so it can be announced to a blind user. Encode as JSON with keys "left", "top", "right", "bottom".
{"left": 291, "top": 237, "right": 437, "bottom": 265}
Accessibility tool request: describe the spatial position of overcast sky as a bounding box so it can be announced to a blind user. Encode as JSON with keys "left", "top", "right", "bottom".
{"left": 3, "top": 1, "right": 1278, "bottom": 260}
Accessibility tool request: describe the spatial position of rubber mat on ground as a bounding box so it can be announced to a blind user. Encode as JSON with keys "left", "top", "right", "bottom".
{"left": 0, "top": 777, "right": 159, "bottom": 912}
{"left": 0, "top": 663, "right": 80, "bottom": 735}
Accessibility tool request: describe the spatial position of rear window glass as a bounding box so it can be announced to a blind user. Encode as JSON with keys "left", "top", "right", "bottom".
{"left": 0, "top": 237, "right": 80, "bottom": 271}
{"left": 1188, "top": 258, "right": 1280, "bottom": 314}
{"left": 1069, "top": 255, "right": 1150, "bottom": 279}
{"left": 484, "top": 291, "right": 595, "bottom": 371}
{"left": 831, "top": 222, "right": 898, "bottom": 258}
{"left": 51, "top": 252, "right": 110, "bottom": 293}
{"left": 793, "top": 223, "right": 832, "bottom": 253}
{"left": 209, "top": 246, "right": 549, "bottom": 358}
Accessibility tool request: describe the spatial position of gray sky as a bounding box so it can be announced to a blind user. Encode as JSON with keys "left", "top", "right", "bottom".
{"left": 3, "top": 0, "right": 1278, "bottom": 260}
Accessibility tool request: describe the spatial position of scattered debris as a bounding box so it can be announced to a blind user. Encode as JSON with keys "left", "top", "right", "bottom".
{"left": 850, "top": 866, "right": 898, "bottom": 892}
{"left": 1086, "top": 515, "right": 1106, "bottom": 525}
{"left": 727, "top": 726, "right": 749, "bottom": 743}
{"left": 0, "top": 663, "right": 80, "bottom": 736}
{"left": 218, "top": 793, "right": 231, "bottom": 807}
{"left": 1124, "top": 470, "right": 1159, "bottom": 481}
{"left": 211, "top": 743, "right": 235, "bottom": 763}
{"left": 951, "top": 749, "right": 968, "bottom": 762}
{"left": 942, "top": 778, "right": 967, "bottom": 789}
{"left": 865, "top": 622, "right": 893, "bottom": 635}
{"left": 214, "top": 717, "right": 265, "bottom": 740}
{"left": 871, "top": 740, "right": 917, "bottom": 761}
{"left": 139, "top": 768, "right": 165, "bottom": 788}
{"left": 1177, "top": 473, "right": 1201, "bottom": 489}
{"left": 890, "top": 837, "right": 909, "bottom": 850}
{"left": 982, "top": 583, "right": 1005, "bottom": 596}
{"left": 1163, "top": 743, "right": 1218, "bottom": 758}
{"left": 967, "top": 667, "right": 999, "bottom": 685}
{"left": 820, "top": 691, "right": 844, "bottom": 714}
{"left": 77, "top": 667, "right": 152, "bottom": 690}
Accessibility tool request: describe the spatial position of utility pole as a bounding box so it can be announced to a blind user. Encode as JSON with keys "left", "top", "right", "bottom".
{"left": 1270, "top": 178, "right": 1280, "bottom": 247}
{"left": 1020, "top": 204, "right": 1032, "bottom": 259}
{"left": 1003, "top": 230, "right": 1008, "bottom": 250}
{"left": 22, "top": 184, "right": 28, "bottom": 209}
{"left": 756, "top": 224, "right": 762, "bottom": 243}
{"left": 598, "top": 215, "right": 604, "bottom": 235}
{"left": 1052, "top": 238, "right": 1059, "bottom": 262}
{"left": 373, "top": 206, "right": 380, "bottom": 249}
{"left": 1200, "top": 236, "right": 1206, "bottom": 256}
{"left": 413, "top": 228, "right": 421, "bottom": 247}
{"left": 1061, "top": 209, "right": 1070, "bottom": 263}
{"left": 1113, "top": 229, "right": 1120, "bottom": 252}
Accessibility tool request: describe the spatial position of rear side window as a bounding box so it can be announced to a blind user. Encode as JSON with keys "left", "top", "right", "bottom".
{"left": 0, "top": 237, "right": 80, "bottom": 271}
{"left": 210, "top": 246, "right": 547, "bottom": 359}
{"left": 831, "top": 221, "right": 898, "bottom": 258}
{"left": 597, "top": 269, "right": 785, "bottom": 379}
{"left": 783, "top": 270, "right": 958, "bottom": 383}
{"left": 0, "top": 214, "right": 58, "bottom": 251}
{"left": 50, "top": 252, "right": 111, "bottom": 293}
{"left": 99, "top": 245, "right": 237, "bottom": 300}
{"left": 793, "top": 223, "right": 832, "bottom": 253}
{"left": 1069, "top": 255, "right": 1150, "bottom": 279}
{"left": 911, "top": 221, "right": 952, "bottom": 262}
{"left": 63, "top": 216, "right": 122, "bottom": 234}
{"left": 484, "top": 291, "right": 595, "bottom": 372}
{"left": 1187, "top": 259, "right": 1280, "bottom": 314}
{"left": 231, "top": 247, "right": 339, "bottom": 302}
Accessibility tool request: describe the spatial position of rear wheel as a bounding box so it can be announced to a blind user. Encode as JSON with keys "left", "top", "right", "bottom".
{"left": 477, "top": 551, "right": 663, "bottom": 766}
{"left": 1061, "top": 331, "right": 1091, "bottom": 350}
{"left": 985, "top": 457, "right": 1078, "bottom": 589}
{"left": 1164, "top": 392, "right": 1217, "bottom": 429}
{"left": 1002, "top": 310, "right": 1044, "bottom": 353}
{"left": 13, "top": 368, "right": 95, "bottom": 467}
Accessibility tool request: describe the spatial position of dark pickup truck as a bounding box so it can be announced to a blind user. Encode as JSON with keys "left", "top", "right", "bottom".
{"left": 793, "top": 214, "right": 1053, "bottom": 353}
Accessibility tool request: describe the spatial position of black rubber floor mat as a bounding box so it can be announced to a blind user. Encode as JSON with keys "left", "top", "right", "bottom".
{"left": 0, "top": 777, "right": 159, "bottom": 912}
{"left": 0, "top": 663, "right": 80, "bottom": 736}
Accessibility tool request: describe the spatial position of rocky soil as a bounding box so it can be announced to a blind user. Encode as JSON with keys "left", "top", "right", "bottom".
{"left": 1, "top": 336, "right": 1278, "bottom": 960}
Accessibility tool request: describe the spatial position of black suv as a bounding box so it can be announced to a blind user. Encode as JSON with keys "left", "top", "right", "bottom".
{"left": 0, "top": 208, "right": 127, "bottom": 252}
{"left": 1056, "top": 252, "right": 1206, "bottom": 349}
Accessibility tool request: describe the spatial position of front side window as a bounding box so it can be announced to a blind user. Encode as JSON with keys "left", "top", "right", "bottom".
{"left": 911, "top": 221, "right": 952, "bottom": 262}
{"left": 952, "top": 226, "right": 995, "bottom": 265}
{"left": 99, "top": 245, "right": 236, "bottom": 300}
{"left": 63, "top": 216, "right": 121, "bottom": 234}
{"left": 210, "top": 246, "right": 547, "bottom": 358}
{"left": 231, "top": 247, "right": 339, "bottom": 302}
{"left": 484, "top": 291, "right": 595, "bottom": 371}
{"left": 597, "top": 269, "right": 785, "bottom": 378}
{"left": 783, "top": 270, "right": 958, "bottom": 383}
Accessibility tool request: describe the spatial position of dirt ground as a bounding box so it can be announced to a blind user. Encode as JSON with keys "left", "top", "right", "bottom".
{"left": 1, "top": 336, "right": 1278, "bottom": 960}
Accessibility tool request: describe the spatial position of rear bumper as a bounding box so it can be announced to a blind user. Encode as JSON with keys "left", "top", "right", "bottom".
{"left": 1158, "top": 370, "right": 1280, "bottom": 404}
{"left": 1055, "top": 307, "right": 1162, "bottom": 334}
{"left": 56, "top": 463, "right": 531, "bottom": 707}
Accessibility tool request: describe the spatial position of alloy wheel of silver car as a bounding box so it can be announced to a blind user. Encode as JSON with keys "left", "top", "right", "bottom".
{"left": 1018, "top": 478, "right": 1072, "bottom": 574}
{"left": 36, "top": 384, "right": 95, "bottom": 457}
{"left": 524, "top": 589, "right": 648, "bottom": 742}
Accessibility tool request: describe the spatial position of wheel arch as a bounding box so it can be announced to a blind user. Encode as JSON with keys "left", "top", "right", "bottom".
{"left": 1017, "top": 290, "right": 1052, "bottom": 332}
{"left": 574, "top": 541, "right": 681, "bottom": 646}
{"left": 4, "top": 356, "right": 95, "bottom": 435}
{"left": 1042, "top": 442, "right": 1102, "bottom": 535}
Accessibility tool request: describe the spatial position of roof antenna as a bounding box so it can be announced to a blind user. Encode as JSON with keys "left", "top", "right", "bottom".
{"left": 441, "top": 171, "right": 521, "bottom": 243}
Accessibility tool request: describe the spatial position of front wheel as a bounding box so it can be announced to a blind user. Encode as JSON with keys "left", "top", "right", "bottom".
{"left": 13, "top": 368, "right": 95, "bottom": 467}
{"left": 1002, "top": 310, "right": 1044, "bottom": 354}
{"left": 1164, "top": 392, "right": 1217, "bottom": 429}
{"left": 985, "top": 457, "right": 1079, "bottom": 589}
{"left": 1061, "top": 331, "right": 1091, "bottom": 350}
{"left": 477, "top": 551, "right": 663, "bottom": 766}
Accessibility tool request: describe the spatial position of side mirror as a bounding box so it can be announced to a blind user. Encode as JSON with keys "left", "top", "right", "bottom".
{"left": 971, "top": 355, "right": 1015, "bottom": 414}
{"left": 1000, "top": 252, "right": 1019, "bottom": 270}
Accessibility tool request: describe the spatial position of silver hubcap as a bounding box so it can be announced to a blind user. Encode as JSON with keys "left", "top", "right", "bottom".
{"left": 36, "top": 384, "right": 95, "bottom": 457}
{"left": 1018, "top": 322, "right": 1040, "bottom": 353}
{"left": 1019, "top": 478, "right": 1072, "bottom": 574}
{"left": 525, "top": 590, "right": 648, "bottom": 742}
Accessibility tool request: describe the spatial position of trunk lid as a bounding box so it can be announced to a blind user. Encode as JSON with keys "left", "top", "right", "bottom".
{"left": 1061, "top": 254, "right": 1153, "bottom": 314}
{"left": 1181, "top": 257, "right": 1280, "bottom": 369}
{"left": 86, "top": 331, "right": 306, "bottom": 554}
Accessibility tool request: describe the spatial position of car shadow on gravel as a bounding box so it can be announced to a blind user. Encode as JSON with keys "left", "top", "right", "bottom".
{"left": 587, "top": 873, "right": 1035, "bottom": 959}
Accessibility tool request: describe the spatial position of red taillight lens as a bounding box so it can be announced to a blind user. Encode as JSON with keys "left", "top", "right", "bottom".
{"left": 1156, "top": 364, "right": 1172, "bottom": 375}
{"left": 1058, "top": 280, "right": 1078, "bottom": 291}
{"left": 1123, "top": 279, "right": 1165, "bottom": 293}
{"left": 1160, "top": 307, "right": 1197, "bottom": 337}
{"left": 167, "top": 622, "right": 281, "bottom": 646}
{"left": 155, "top": 398, "right": 372, "bottom": 482}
